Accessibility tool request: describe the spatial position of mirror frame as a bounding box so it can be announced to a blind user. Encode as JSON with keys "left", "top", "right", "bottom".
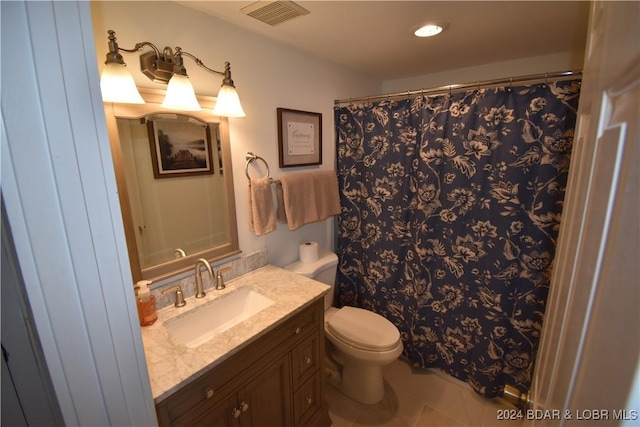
{"left": 104, "top": 88, "right": 240, "bottom": 283}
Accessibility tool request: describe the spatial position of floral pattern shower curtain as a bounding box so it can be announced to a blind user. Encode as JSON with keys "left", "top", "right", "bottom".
{"left": 334, "top": 80, "right": 581, "bottom": 397}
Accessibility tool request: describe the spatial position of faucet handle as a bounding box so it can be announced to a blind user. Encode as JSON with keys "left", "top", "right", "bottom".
{"left": 215, "top": 267, "right": 232, "bottom": 290}
{"left": 162, "top": 285, "right": 186, "bottom": 307}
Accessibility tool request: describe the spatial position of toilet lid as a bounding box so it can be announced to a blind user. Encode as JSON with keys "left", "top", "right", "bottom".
{"left": 327, "top": 306, "right": 401, "bottom": 351}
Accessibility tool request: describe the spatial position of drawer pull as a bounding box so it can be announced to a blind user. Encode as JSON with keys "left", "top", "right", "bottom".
{"left": 241, "top": 401, "right": 249, "bottom": 412}
{"left": 203, "top": 387, "right": 214, "bottom": 399}
{"left": 294, "top": 326, "right": 302, "bottom": 334}
{"left": 232, "top": 408, "right": 241, "bottom": 418}
{"left": 303, "top": 356, "right": 312, "bottom": 365}
{"left": 305, "top": 397, "right": 313, "bottom": 405}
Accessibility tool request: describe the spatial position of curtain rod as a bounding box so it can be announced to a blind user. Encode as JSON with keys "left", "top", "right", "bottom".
{"left": 334, "top": 70, "right": 582, "bottom": 106}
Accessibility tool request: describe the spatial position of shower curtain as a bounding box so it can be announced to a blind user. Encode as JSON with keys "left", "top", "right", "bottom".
{"left": 334, "top": 80, "right": 581, "bottom": 397}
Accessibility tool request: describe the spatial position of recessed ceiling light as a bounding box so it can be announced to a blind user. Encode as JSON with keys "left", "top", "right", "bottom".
{"left": 414, "top": 24, "right": 444, "bottom": 38}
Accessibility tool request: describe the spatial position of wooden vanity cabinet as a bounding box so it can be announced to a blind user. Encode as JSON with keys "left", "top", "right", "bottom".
{"left": 155, "top": 298, "right": 331, "bottom": 427}
{"left": 173, "top": 356, "right": 290, "bottom": 427}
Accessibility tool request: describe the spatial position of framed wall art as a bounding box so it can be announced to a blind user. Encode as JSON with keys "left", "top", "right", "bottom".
{"left": 147, "top": 118, "right": 215, "bottom": 179}
{"left": 277, "top": 108, "right": 322, "bottom": 168}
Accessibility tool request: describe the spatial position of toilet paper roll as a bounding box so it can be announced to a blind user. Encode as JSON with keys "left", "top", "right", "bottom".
{"left": 299, "top": 241, "right": 319, "bottom": 263}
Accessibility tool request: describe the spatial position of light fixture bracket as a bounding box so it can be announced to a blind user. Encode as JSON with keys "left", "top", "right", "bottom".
{"left": 139, "top": 50, "right": 173, "bottom": 84}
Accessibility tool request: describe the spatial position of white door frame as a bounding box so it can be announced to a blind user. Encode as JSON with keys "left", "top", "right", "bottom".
{"left": 531, "top": 2, "right": 639, "bottom": 425}
{"left": 1, "top": 1, "right": 156, "bottom": 424}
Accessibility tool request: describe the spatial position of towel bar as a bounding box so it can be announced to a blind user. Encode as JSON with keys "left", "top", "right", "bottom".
{"left": 245, "top": 152, "right": 279, "bottom": 183}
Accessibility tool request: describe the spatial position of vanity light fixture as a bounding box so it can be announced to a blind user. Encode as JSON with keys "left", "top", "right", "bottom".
{"left": 99, "top": 30, "right": 246, "bottom": 117}
{"left": 414, "top": 23, "right": 445, "bottom": 38}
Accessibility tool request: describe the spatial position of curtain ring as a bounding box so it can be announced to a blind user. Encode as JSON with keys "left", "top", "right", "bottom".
{"left": 509, "top": 77, "right": 513, "bottom": 91}
{"left": 544, "top": 73, "right": 549, "bottom": 85}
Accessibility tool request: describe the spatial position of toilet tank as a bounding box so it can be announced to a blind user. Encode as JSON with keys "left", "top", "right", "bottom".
{"left": 285, "top": 251, "right": 338, "bottom": 310}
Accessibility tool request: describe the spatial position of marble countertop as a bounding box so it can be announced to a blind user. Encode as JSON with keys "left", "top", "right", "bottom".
{"left": 140, "top": 264, "right": 330, "bottom": 403}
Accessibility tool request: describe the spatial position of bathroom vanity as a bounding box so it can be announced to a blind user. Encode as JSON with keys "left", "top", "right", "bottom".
{"left": 141, "top": 265, "right": 331, "bottom": 427}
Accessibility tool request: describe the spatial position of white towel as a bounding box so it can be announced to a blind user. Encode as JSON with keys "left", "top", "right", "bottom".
{"left": 249, "top": 177, "right": 276, "bottom": 235}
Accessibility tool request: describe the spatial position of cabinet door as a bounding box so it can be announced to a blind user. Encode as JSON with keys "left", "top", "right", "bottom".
{"left": 239, "top": 355, "right": 292, "bottom": 427}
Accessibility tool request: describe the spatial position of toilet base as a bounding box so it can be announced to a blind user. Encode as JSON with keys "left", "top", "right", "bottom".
{"left": 324, "top": 353, "right": 387, "bottom": 405}
{"left": 340, "top": 357, "right": 386, "bottom": 404}
{"left": 325, "top": 354, "right": 342, "bottom": 386}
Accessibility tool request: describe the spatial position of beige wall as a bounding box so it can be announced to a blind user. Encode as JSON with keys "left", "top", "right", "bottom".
{"left": 91, "top": 1, "right": 381, "bottom": 269}
{"left": 382, "top": 51, "right": 584, "bottom": 94}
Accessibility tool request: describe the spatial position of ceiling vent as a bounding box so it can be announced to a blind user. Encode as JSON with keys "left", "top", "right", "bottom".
{"left": 241, "top": 1, "right": 310, "bottom": 26}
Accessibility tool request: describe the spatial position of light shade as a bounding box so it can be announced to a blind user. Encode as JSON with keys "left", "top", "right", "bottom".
{"left": 100, "top": 62, "right": 144, "bottom": 104}
{"left": 212, "top": 84, "right": 246, "bottom": 117}
{"left": 161, "top": 74, "right": 202, "bottom": 111}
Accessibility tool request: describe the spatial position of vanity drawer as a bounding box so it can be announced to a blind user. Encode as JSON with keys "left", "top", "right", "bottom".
{"left": 157, "top": 363, "right": 234, "bottom": 425}
{"left": 293, "top": 371, "right": 321, "bottom": 426}
{"left": 292, "top": 331, "right": 320, "bottom": 389}
{"left": 275, "top": 300, "right": 321, "bottom": 348}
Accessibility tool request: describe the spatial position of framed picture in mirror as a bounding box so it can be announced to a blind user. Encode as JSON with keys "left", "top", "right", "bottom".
{"left": 147, "top": 118, "right": 215, "bottom": 178}
{"left": 106, "top": 89, "right": 240, "bottom": 283}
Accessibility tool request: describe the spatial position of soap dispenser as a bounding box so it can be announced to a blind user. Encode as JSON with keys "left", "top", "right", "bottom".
{"left": 136, "top": 280, "right": 157, "bottom": 326}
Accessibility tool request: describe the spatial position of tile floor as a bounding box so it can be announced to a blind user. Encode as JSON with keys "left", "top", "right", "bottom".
{"left": 325, "top": 358, "right": 524, "bottom": 427}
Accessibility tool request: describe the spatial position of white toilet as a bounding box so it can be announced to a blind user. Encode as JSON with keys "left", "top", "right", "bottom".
{"left": 286, "top": 251, "right": 403, "bottom": 405}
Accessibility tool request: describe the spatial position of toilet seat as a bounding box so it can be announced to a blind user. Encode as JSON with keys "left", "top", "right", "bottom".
{"left": 327, "top": 306, "right": 401, "bottom": 352}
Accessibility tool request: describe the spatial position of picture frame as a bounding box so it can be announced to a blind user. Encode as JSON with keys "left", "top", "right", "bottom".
{"left": 215, "top": 125, "right": 224, "bottom": 175}
{"left": 147, "top": 118, "right": 215, "bottom": 179}
{"left": 277, "top": 108, "right": 322, "bottom": 168}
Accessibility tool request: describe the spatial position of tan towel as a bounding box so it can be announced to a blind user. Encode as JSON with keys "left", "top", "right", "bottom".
{"left": 276, "top": 173, "right": 318, "bottom": 231}
{"left": 275, "top": 182, "right": 287, "bottom": 224}
{"left": 276, "top": 171, "right": 341, "bottom": 230}
{"left": 313, "top": 170, "right": 341, "bottom": 220}
{"left": 249, "top": 177, "right": 276, "bottom": 235}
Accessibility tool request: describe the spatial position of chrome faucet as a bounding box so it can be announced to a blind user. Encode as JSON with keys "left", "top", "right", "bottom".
{"left": 194, "top": 258, "right": 213, "bottom": 298}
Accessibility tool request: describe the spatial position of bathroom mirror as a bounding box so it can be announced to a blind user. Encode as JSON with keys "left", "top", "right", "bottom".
{"left": 104, "top": 89, "right": 240, "bottom": 282}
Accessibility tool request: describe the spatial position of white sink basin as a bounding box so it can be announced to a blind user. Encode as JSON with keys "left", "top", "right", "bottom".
{"left": 164, "top": 287, "right": 275, "bottom": 348}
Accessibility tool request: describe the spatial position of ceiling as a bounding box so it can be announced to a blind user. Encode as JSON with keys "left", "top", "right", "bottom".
{"left": 174, "top": 1, "right": 591, "bottom": 81}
